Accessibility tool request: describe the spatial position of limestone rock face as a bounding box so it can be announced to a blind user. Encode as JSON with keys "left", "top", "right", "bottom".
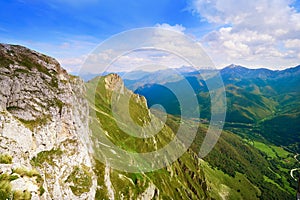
{"left": 104, "top": 73, "right": 123, "bottom": 91}
{"left": 0, "top": 44, "right": 96, "bottom": 199}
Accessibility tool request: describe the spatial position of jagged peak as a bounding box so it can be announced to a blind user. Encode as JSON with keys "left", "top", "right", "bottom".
{"left": 104, "top": 73, "right": 124, "bottom": 91}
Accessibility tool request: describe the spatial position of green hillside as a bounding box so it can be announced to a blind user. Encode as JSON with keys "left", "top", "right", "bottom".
{"left": 86, "top": 74, "right": 296, "bottom": 199}
{"left": 165, "top": 114, "right": 296, "bottom": 199}
{"left": 86, "top": 74, "right": 210, "bottom": 199}
{"left": 133, "top": 65, "right": 300, "bottom": 152}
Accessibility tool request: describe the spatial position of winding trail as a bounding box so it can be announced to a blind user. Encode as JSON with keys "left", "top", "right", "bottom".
{"left": 290, "top": 154, "right": 300, "bottom": 181}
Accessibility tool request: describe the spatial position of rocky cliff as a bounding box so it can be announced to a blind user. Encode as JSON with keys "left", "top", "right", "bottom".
{"left": 0, "top": 44, "right": 96, "bottom": 199}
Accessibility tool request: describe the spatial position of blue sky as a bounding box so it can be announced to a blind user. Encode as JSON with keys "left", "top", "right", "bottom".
{"left": 1, "top": 0, "right": 300, "bottom": 72}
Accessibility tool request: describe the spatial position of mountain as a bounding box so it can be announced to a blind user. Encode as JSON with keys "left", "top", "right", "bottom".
{"left": 221, "top": 64, "right": 300, "bottom": 151}
{"left": 0, "top": 44, "right": 297, "bottom": 199}
{"left": 220, "top": 64, "right": 275, "bottom": 79}
{"left": 132, "top": 64, "right": 300, "bottom": 151}
{"left": 221, "top": 64, "right": 300, "bottom": 80}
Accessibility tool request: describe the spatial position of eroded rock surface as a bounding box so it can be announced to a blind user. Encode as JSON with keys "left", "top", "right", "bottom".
{"left": 0, "top": 43, "right": 96, "bottom": 199}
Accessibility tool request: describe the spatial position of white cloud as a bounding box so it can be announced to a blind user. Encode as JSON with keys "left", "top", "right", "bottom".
{"left": 82, "top": 49, "right": 192, "bottom": 73}
{"left": 57, "top": 55, "right": 87, "bottom": 73}
{"left": 189, "top": 0, "right": 300, "bottom": 69}
{"left": 285, "top": 39, "right": 300, "bottom": 49}
{"left": 79, "top": 27, "right": 214, "bottom": 74}
{"left": 155, "top": 23, "right": 186, "bottom": 33}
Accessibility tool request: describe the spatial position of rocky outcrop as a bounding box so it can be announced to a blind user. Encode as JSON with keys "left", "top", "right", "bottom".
{"left": 0, "top": 44, "right": 96, "bottom": 199}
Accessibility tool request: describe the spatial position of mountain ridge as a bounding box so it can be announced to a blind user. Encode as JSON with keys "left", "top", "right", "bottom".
{"left": 79, "top": 63, "right": 300, "bottom": 83}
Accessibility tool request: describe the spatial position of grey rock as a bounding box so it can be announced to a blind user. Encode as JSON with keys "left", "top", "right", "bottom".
{"left": 0, "top": 44, "right": 96, "bottom": 199}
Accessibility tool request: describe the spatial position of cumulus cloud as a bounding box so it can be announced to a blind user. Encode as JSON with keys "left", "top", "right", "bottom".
{"left": 80, "top": 27, "right": 214, "bottom": 74}
{"left": 189, "top": 0, "right": 300, "bottom": 68}
{"left": 57, "top": 55, "right": 88, "bottom": 73}
{"left": 107, "top": 50, "right": 191, "bottom": 72}
{"left": 155, "top": 23, "right": 186, "bottom": 33}
{"left": 81, "top": 45, "right": 196, "bottom": 73}
{"left": 285, "top": 39, "right": 300, "bottom": 49}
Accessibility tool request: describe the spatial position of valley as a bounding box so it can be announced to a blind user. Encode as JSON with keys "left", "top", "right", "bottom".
{"left": 119, "top": 64, "right": 300, "bottom": 199}
{"left": 0, "top": 44, "right": 299, "bottom": 199}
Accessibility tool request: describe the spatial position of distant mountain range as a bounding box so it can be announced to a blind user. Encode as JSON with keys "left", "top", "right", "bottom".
{"left": 115, "top": 64, "right": 300, "bottom": 152}
{"left": 80, "top": 64, "right": 300, "bottom": 81}
{"left": 80, "top": 65, "right": 198, "bottom": 82}
{"left": 81, "top": 64, "right": 300, "bottom": 151}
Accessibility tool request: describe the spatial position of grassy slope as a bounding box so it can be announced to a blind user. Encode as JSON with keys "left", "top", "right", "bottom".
{"left": 87, "top": 74, "right": 297, "bottom": 199}
{"left": 86, "top": 76, "right": 210, "bottom": 199}
{"left": 201, "top": 160, "right": 261, "bottom": 200}
{"left": 165, "top": 114, "right": 295, "bottom": 199}
{"left": 203, "top": 132, "right": 296, "bottom": 199}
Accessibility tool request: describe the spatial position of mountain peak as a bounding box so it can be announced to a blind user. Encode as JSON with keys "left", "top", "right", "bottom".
{"left": 228, "top": 64, "right": 238, "bottom": 68}
{"left": 225, "top": 64, "right": 247, "bottom": 69}
{"left": 104, "top": 73, "right": 124, "bottom": 91}
{"left": 221, "top": 64, "right": 250, "bottom": 76}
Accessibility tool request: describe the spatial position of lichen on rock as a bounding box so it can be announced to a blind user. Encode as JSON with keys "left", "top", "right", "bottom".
{"left": 0, "top": 43, "right": 97, "bottom": 200}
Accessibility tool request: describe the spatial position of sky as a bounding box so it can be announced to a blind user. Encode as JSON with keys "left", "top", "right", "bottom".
{"left": 0, "top": 0, "right": 300, "bottom": 73}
